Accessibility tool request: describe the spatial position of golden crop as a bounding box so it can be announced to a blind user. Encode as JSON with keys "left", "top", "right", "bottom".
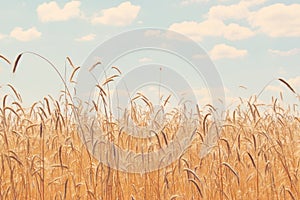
{"left": 0, "top": 54, "right": 299, "bottom": 199}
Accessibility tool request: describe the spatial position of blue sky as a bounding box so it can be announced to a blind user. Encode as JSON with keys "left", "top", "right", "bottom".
{"left": 0, "top": 0, "right": 299, "bottom": 108}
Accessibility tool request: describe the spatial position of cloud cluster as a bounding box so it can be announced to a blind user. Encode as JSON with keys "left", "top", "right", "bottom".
{"left": 169, "top": 0, "right": 261, "bottom": 42}
{"left": 171, "top": 1, "right": 300, "bottom": 42}
{"left": 36, "top": 1, "right": 140, "bottom": 27}
{"left": 91, "top": 2, "right": 140, "bottom": 26}
{"left": 169, "top": 1, "right": 300, "bottom": 60}
{"left": 208, "top": 2, "right": 300, "bottom": 38}
{"left": 249, "top": 3, "right": 300, "bottom": 37}
{"left": 5, "top": 0, "right": 300, "bottom": 47}
{"left": 10, "top": 27, "right": 41, "bottom": 42}
{"left": 169, "top": 20, "right": 254, "bottom": 41}
{"left": 37, "top": 1, "right": 82, "bottom": 22}
{"left": 3, "top": 1, "right": 139, "bottom": 43}
{"left": 209, "top": 44, "right": 247, "bottom": 60}
{"left": 1, "top": 27, "right": 41, "bottom": 42}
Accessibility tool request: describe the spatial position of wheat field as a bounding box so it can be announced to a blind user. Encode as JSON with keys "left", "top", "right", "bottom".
{"left": 0, "top": 54, "right": 300, "bottom": 199}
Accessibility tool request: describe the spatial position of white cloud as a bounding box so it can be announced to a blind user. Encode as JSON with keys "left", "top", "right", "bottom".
{"left": 248, "top": 3, "right": 300, "bottom": 37}
{"left": 223, "top": 23, "right": 255, "bottom": 40}
{"left": 268, "top": 48, "right": 300, "bottom": 56}
{"left": 91, "top": 2, "right": 140, "bottom": 26}
{"left": 10, "top": 27, "right": 41, "bottom": 42}
{"left": 138, "top": 57, "right": 152, "bottom": 63}
{"left": 37, "top": 1, "right": 81, "bottom": 22}
{"left": 210, "top": 44, "right": 248, "bottom": 60}
{"left": 207, "top": 0, "right": 267, "bottom": 20}
{"left": 169, "top": 20, "right": 254, "bottom": 41}
{"left": 171, "top": 0, "right": 260, "bottom": 42}
{"left": 169, "top": 20, "right": 224, "bottom": 41}
{"left": 75, "top": 33, "right": 96, "bottom": 42}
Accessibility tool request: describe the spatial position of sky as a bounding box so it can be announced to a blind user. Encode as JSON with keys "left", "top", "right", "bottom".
{"left": 0, "top": 0, "right": 299, "bottom": 110}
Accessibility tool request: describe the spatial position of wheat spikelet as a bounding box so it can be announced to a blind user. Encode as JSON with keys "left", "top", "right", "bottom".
{"left": 0, "top": 54, "right": 11, "bottom": 64}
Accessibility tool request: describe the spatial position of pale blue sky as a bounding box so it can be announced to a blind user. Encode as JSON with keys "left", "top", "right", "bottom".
{"left": 0, "top": 0, "right": 299, "bottom": 108}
